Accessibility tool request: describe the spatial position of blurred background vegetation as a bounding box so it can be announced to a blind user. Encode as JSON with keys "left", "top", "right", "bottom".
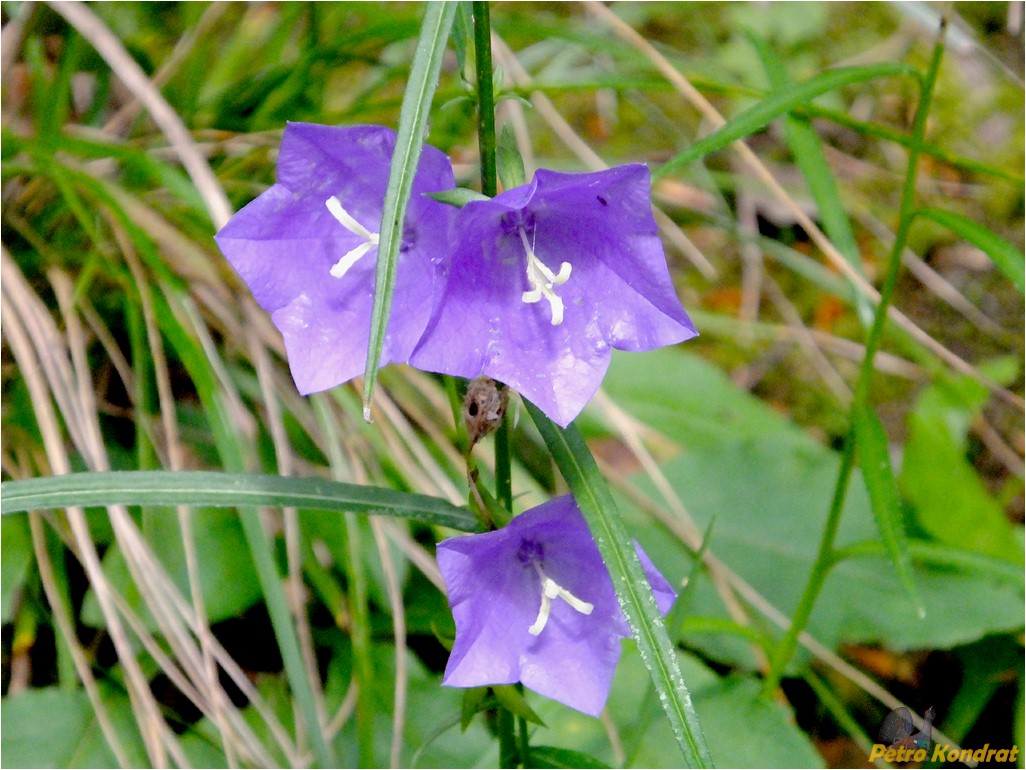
{"left": 1, "top": 2, "right": 1022, "bottom": 767}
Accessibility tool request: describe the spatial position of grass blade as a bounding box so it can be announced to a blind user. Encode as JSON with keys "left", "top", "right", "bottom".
{"left": 914, "top": 207, "right": 1025, "bottom": 293}
{"left": 851, "top": 404, "right": 925, "bottom": 618}
{"left": 752, "top": 33, "right": 874, "bottom": 328}
{"left": 525, "top": 402, "right": 712, "bottom": 768}
{"left": 1, "top": 471, "right": 478, "bottom": 531}
{"left": 362, "top": 2, "right": 457, "bottom": 419}
{"left": 653, "top": 62, "right": 914, "bottom": 180}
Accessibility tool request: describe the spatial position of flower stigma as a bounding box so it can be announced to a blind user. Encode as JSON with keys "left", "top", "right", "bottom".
{"left": 527, "top": 561, "right": 593, "bottom": 636}
{"left": 518, "top": 225, "right": 571, "bottom": 326}
{"left": 325, "top": 195, "right": 380, "bottom": 279}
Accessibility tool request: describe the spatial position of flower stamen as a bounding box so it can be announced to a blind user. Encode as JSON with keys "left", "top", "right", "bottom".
{"left": 326, "top": 195, "right": 379, "bottom": 279}
{"left": 528, "top": 563, "right": 593, "bottom": 636}
{"left": 518, "top": 226, "right": 571, "bottom": 326}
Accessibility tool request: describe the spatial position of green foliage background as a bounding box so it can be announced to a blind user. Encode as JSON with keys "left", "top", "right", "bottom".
{"left": 1, "top": 2, "right": 1022, "bottom": 768}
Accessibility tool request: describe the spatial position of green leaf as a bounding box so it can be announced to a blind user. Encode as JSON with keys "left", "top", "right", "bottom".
{"left": 80, "top": 508, "right": 262, "bottom": 629}
{"left": 609, "top": 650, "right": 823, "bottom": 769}
{"left": 496, "top": 123, "right": 526, "bottom": 189}
{"left": 1, "top": 686, "right": 148, "bottom": 768}
{"left": 363, "top": 2, "right": 457, "bottom": 417}
{"left": 653, "top": 62, "right": 913, "bottom": 180}
{"left": 635, "top": 439, "right": 1022, "bottom": 663}
{"left": 852, "top": 404, "right": 924, "bottom": 618}
{"left": 752, "top": 33, "right": 873, "bottom": 327}
{"left": 914, "top": 207, "right": 1025, "bottom": 293}
{"left": 1, "top": 515, "right": 33, "bottom": 623}
{"left": 526, "top": 402, "right": 712, "bottom": 769}
{"left": 526, "top": 746, "right": 611, "bottom": 769}
{"left": 1, "top": 471, "right": 478, "bottom": 532}
{"left": 492, "top": 685, "right": 546, "bottom": 728}
{"left": 594, "top": 348, "right": 814, "bottom": 451}
{"left": 900, "top": 412, "right": 1023, "bottom": 565}
{"left": 425, "top": 187, "right": 491, "bottom": 207}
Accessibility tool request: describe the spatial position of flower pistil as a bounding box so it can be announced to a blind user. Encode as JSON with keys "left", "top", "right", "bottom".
{"left": 326, "top": 195, "right": 379, "bottom": 279}
{"left": 517, "top": 225, "right": 571, "bottom": 326}
{"left": 527, "top": 561, "right": 593, "bottom": 636}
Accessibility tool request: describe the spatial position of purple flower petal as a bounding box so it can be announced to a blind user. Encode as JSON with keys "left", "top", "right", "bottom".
{"left": 214, "top": 123, "right": 455, "bottom": 394}
{"left": 411, "top": 165, "right": 697, "bottom": 426}
{"left": 437, "top": 495, "right": 676, "bottom": 716}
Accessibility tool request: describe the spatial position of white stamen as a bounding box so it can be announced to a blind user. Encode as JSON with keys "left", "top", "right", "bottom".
{"left": 527, "top": 563, "right": 593, "bottom": 636}
{"left": 518, "top": 226, "right": 571, "bottom": 326}
{"left": 325, "top": 195, "right": 379, "bottom": 279}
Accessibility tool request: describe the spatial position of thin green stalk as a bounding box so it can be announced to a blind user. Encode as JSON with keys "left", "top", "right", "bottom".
{"left": 517, "top": 713, "right": 530, "bottom": 767}
{"left": 473, "top": 1, "right": 497, "bottom": 199}
{"left": 474, "top": 4, "right": 520, "bottom": 761}
{"left": 760, "top": 18, "right": 949, "bottom": 699}
{"left": 497, "top": 706, "right": 517, "bottom": 768}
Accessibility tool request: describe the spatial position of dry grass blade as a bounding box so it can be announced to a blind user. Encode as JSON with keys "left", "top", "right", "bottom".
{"left": 49, "top": 0, "right": 233, "bottom": 229}
{"left": 586, "top": 0, "right": 1023, "bottom": 411}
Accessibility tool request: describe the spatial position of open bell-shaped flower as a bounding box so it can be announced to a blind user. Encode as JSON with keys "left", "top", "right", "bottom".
{"left": 214, "top": 122, "right": 456, "bottom": 394}
{"left": 410, "top": 165, "right": 697, "bottom": 426}
{"left": 436, "top": 495, "right": 676, "bottom": 716}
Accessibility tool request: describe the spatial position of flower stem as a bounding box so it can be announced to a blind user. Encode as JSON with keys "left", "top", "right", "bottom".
{"left": 473, "top": 0, "right": 497, "bottom": 199}
{"left": 497, "top": 705, "right": 517, "bottom": 768}
{"left": 473, "top": 6, "right": 521, "bottom": 763}
{"left": 759, "top": 17, "right": 947, "bottom": 699}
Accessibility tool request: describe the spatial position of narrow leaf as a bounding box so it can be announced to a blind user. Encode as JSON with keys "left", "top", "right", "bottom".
{"left": 653, "top": 63, "right": 913, "bottom": 180}
{"left": 914, "top": 207, "right": 1025, "bottom": 293}
{"left": 526, "top": 401, "right": 712, "bottom": 768}
{"left": 363, "top": 2, "right": 457, "bottom": 419}
{"left": 1, "top": 471, "right": 478, "bottom": 532}
{"left": 496, "top": 123, "right": 526, "bottom": 189}
{"left": 852, "top": 404, "right": 925, "bottom": 618}
{"left": 425, "top": 187, "right": 490, "bottom": 208}
{"left": 751, "top": 34, "right": 874, "bottom": 328}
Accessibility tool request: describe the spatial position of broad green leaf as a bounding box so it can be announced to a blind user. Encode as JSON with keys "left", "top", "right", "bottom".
{"left": 527, "top": 746, "right": 611, "bottom": 769}
{"left": 593, "top": 347, "right": 814, "bottom": 451}
{"left": 527, "top": 403, "right": 712, "bottom": 768}
{"left": 363, "top": 2, "right": 457, "bottom": 416}
{"left": 852, "top": 404, "right": 924, "bottom": 618}
{"left": 915, "top": 207, "right": 1025, "bottom": 293}
{"left": 654, "top": 63, "right": 914, "bottom": 180}
{"left": 1, "top": 515, "right": 33, "bottom": 623}
{"left": 631, "top": 439, "right": 1022, "bottom": 665}
{"left": 609, "top": 649, "right": 823, "bottom": 769}
{"left": 80, "top": 508, "right": 261, "bottom": 629}
{"left": 1, "top": 471, "right": 478, "bottom": 531}
{"left": 1, "top": 686, "right": 147, "bottom": 768}
{"left": 900, "top": 413, "right": 1022, "bottom": 564}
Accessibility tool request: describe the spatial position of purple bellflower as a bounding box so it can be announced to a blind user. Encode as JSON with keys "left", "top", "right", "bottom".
{"left": 214, "top": 123, "right": 455, "bottom": 395}
{"left": 436, "top": 495, "right": 676, "bottom": 716}
{"left": 410, "top": 165, "right": 697, "bottom": 427}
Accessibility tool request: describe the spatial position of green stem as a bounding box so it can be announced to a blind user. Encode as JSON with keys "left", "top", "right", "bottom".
{"left": 497, "top": 705, "right": 517, "bottom": 768}
{"left": 473, "top": 5, "right": 520, "bottom": 762}
{"left": 517, "top": 713, "right": 530, "bottom": 767}
{"left": 759, "top": 18, "right": 948, "bottom": 699}
{"left": 473, "top": 0, "right": 497, "bottom": 199}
